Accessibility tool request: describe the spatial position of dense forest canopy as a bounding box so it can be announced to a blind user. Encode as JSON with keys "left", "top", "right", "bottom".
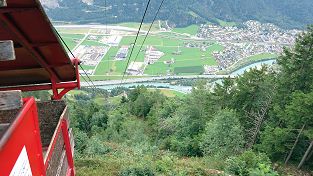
{"left": 42, "top": 0, "right": 313, "bottom": 29}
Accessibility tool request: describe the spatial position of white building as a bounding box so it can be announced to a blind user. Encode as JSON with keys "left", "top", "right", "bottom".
{"left": 126, "top": 62, "right": 144, "bottom": 75}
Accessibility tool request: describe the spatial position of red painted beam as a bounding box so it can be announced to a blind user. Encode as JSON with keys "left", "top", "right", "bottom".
{"left": 0, "top": 13, "right": 61, "bottom": 82}
{"left": 0, "top": 82, "right": 79, "bottom": 92}
{"left": 0, "top": 7, "right": 37, "bottom": 14}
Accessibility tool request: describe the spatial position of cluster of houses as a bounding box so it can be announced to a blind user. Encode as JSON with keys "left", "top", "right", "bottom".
{"left": 198, "top": 20, "right": 301, "bottom": 69}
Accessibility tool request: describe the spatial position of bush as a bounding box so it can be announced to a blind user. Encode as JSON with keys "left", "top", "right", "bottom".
{"left": 249, "top": 163, "right": 279, "bottom": 176}
{"left": 119, "top": 167, "right": 155, "bottom": 176}
{"left": 200, "top": 109, "right": 244, "bottom": 158}
{"left": 74, "top": 130, "right": 89, "bottom": 155}
{"left": 85, "top": 136, "right": 111, "bottom": 156}
{"left": 225, "top": 150, "right": 277, "bottom": 176}
{"left": 155, "top": 155, "right": 175, "bottom": 173}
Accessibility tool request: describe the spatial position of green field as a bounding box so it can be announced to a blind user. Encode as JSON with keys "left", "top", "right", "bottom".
{"left": 148, "top": 89, "right": 186, "bottom": 97}
{"left": 90, "top": 32, "right": 222, "bottom": 76}
{"left": 172, "top": 25, "right": 199, "bottom": 35}
{"left": 144, "top": 44, "right": 222, "bottom": 75}
{"left": 216, "top": 19, "right": 237, "bottom": 27}
{"left": 174, "top": 66, "right": 204, "bottom": 74}
{"left": 58, "top": 24, "right": 279, "bottom": 80}
{"left": 94, "top": 46, "right": 146, "bottom": 75}
{"left": 59, "top": 33, "right": 85, "bottom": 50}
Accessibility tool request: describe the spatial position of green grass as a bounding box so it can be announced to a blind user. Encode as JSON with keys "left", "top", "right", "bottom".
{"left": 247, "top": 53, "right": 278, "bottom": 61}
{"left": 75, "top": 142, "right": 224, "bottom": 176}
{"left": 94, "top": 47, "right": 120, "bottom": 75}
{"left": 120, "top": 35, "right": 164, "bottom": 46}
{"left": 60, "top": 33, "right": 85, "bottom": 50}
{"left": 61, "top": 27, "right": 226, "bottom": 78}
{"left": 62, "top": 38, "right": 77, "bottom": 50}
{"left": 94, "top": 97, "right": 106, "bottom": 105}
{"left": 96, "top": 35, "right": 222, "bottom": 76}
{"left": 148, "top": 89, "right": 186, "bottom": 97}
{"left": 174, "top": 66, "right": 204, "bottom": 74}
{"left": 81, "top": 65, "right": 96, "bottom": 70}
{"left": 144, "top": 44, "right": 222, "bottom": 75}
{"left": 94, "top": 46, "right": 146, "bottom": 75}
{"left": 172, "top": 25, "right": 199, "bottom": 35}
{"left": 68, "top": 90, "right": 87, "bottom": 96}
{"left": 216, "top": 19, "right": 237, "bottom": 27}
{"left": 158, "top": 32, "right": 190, "bottom": 38}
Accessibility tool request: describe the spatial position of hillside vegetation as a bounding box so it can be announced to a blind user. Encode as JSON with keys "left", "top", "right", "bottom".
{"left": 58, "top": 27, "right": 313, "bottom": 175}
{"left": 43, "top": 0, "right": 313, "bottom": 29}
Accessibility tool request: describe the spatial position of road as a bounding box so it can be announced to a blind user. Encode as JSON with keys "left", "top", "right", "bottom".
{"left": 55, "top": 24, "right": 149, "bottom": 33}
{"left": 80, "top": 74, "right": 235, "bottom": 87}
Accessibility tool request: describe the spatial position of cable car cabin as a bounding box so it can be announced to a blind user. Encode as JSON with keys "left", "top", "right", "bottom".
{"left": 0, "top": 0, "right": 80, "bottom": 175}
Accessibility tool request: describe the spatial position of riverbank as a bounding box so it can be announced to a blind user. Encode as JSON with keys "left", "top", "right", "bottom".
{"left": 90, "top": 59, "right": 276, "bottom": 93}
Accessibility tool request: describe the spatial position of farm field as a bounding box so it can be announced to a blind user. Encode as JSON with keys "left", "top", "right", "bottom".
{"left": 57, "top": 23, "right": 277, "bottom": 80}
{"left": 60, "top": 33, "right": 85, "bottom": 50}
{"left": 172, "top": 25, "right": 199, "bottom": 35}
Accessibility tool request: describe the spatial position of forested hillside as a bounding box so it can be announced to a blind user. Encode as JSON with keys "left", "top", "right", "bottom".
{"left": 49, "top": 27, "right": 313, "bottom": 175}
{"left": 42, "top": 0, "right": 313, "bottom": 29}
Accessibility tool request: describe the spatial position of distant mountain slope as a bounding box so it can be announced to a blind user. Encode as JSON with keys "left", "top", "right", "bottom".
{"left": 41, "top": 0, "right": 313, "bottom": 29}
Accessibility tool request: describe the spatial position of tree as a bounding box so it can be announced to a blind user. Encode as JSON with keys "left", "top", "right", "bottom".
{"left": 260, "top": 27, "right": 313, "bottom": 165}
{"left": 91, "top": 110, "right": 109, "bottom": 132}
{"left": 200, "top": 109, "right": 244, "bottom": 158}
{"left": 274, "top": 26, "right": 313, "bottom": 110}
{"left": 212, "top": 78, "right": 235, "bottom": 109}
{"left": 216, "top": 66, "right": 276, "bottom": 148}
{"left": 74, "top": 130, "right": 89, "bottom": 155}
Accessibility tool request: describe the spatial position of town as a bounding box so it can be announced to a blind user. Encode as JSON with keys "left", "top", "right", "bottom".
{"left": 198, "top": 20, "right": 301, "bottom": 69}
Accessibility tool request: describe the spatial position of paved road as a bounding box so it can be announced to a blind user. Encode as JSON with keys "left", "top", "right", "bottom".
{"left": 80, "top": 74, "right": 235, "bottom": 87}
{"left": 55, "top": 24, "right": 148, "bottom": 33}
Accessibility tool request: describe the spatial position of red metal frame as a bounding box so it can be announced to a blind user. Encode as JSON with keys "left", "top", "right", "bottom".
{"left": 0, "top": 98, "right": 76, "bottom": 175}
{"left": 44, "top": 124, "right": 62, "bottom": 171}
{"left": 62, "top": 119, "right": 75, "bottom": 176}
{"left": 43, "top": 118, "right": 75, "bottom": 176}
{"left": 0, "top": 98, "right": 45, "bottom": 176}
{"left": 0, "top": 59, "right": 80, "bottom": 100}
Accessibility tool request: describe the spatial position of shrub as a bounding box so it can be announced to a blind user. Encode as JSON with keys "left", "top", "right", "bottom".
{"left": 200, "top": 109, "right": 244, "bottom": 158}
{"left": 225, "top": 150, "right": 276, "bottom": 176}
{"left": 119, "top": 167, "right": 155, "bottom": 176}
{"left": 74, "top": 130, "right": 89, "bottom": 155}
{"left": 85, "top": 136, "right": 111, "bottom": 156}
{"left": 249, "top": 163, "right": 279, "bottom": 176}
{"left": 155, "top": 155, "right": 175, "bottom": 173}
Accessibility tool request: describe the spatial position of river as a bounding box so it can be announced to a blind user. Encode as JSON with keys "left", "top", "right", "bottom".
{"left": 99, "top": 59, "right": 276, "bottom": 93}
